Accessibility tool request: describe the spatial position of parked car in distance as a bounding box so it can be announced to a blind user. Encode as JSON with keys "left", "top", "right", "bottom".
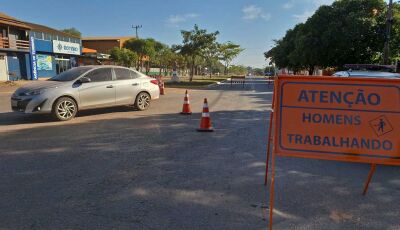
{"left": 333, "top": 70, "right": 400, "bottom": 79}
{"left": 11, "top": 65, "right": 160, "bottom": 121}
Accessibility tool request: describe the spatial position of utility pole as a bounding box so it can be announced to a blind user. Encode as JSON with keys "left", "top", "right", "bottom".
{"left": 132, "top": 25, "right": 142, "bottom": 38}
{"left": 383, "top": 0, "right": 393, "bottom": 65}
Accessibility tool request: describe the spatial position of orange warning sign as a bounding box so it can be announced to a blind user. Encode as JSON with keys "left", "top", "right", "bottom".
{"left": 273, "top": 76, "right": 400, "bottom": 165}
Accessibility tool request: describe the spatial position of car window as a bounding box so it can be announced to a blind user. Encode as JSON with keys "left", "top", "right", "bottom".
{"left": 114, "top": 68, "right": 132, "bottom": 80}
{"left": 48, "top": 67, "right": 91, "bottom": 82}
{"left": 85, "top": 68, "right": 112, "bottom": 82}
{"left": 130, "top": 70, "right": 140, "bottom": 79}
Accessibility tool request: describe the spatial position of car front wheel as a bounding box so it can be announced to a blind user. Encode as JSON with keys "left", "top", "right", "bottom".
{"left": 135, "top": 92, "right": 151, "bottom": 111}
{"left": 52, "top": 97, "right": 78, "bottom": 121}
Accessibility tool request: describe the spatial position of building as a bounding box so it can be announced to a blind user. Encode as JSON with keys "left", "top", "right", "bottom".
{"left": 82, "top": 36, "right": 134, "bottom": 54}
{"left": 24, "top": 22, "right": 82, "bottom": 79}
{"left": 0, "top": 13, "right": 31, "bottom": 81}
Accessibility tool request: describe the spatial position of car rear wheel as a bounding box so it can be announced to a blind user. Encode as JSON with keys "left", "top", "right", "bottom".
{"left": 52, "top": 97, "right": 77, "bottom": 121}
{"left": 135, "top": 92, "right": 151, "bottom": 111}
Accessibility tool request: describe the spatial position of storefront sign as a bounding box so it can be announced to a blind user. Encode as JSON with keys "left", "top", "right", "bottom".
{"left": 52, "top": 40, "right": 80, "bottom": 55}
{"left": 274, "top": 76, "right": 400, "bottom": 165}
{"left": 29, "top": 35, "right": 38, "bottom": 80}
{"left": 36, "top": 54, "right": 53, "bottom": 71}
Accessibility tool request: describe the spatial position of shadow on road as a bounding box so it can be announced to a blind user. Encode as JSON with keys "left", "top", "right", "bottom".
{"left": 0, "top": 109, "right": 270, "bottom": 229}
{"left": 0, "top": 106, "right": 137, "bottom": 126}
{"left": 0, "top": 82, "right": 398, "bottom": 229}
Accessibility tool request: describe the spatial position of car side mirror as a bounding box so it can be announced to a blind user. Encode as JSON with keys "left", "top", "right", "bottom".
{"left": 79, "top": 77, "right": 91, "bottom": 83}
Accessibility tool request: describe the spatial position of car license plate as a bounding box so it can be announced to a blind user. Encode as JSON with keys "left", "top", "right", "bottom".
{"left": 11, "top": 99, "right": 18, "bottom": 107}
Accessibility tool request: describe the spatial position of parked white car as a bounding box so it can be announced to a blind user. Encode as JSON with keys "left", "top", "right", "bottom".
{"left": 11, "top": 66, "right": 160, "bottom": 121}
{"left": 333, "top": 70, "right": 400, "bottom": 79}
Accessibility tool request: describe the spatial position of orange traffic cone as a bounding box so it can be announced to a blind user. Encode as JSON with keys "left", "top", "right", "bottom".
{"left": 160, "top": 82, "right": 165, "bottom": 95}
{"left": 181, "top": 90, "right": 192, "bottom": 115}
{"left": 157, "top": 77, "right": 165, "bottom": 95}
{"left": 197, "top": 98, "right": 214, "bottom": 132}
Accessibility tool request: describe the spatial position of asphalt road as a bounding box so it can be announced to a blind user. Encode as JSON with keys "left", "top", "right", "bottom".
{"left": 0, "top": 79, "right": 399, "bottom": 230}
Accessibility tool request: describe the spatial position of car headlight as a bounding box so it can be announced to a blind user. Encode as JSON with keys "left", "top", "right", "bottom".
{"left": 21, "top": 89, "right": 45, "bottom": 96}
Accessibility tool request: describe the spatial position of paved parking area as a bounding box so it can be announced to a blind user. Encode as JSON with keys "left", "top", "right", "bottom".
{"left": 0, "top": 79, "right": 399, "bottom": 229}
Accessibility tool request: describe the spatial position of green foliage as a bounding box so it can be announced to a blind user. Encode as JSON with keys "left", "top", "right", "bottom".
{"left": 60, "top": 27, "right": 81, "bottom": 38}
{"left": 252, "top": 68, "right": 264, "bottom": 76}
{"left": 219, "top": 42, "right": 244, "bottom": 74}
{"left": 228, "top": 65, "right": 247, "bottom": 75}
{"left": 175, "top": 24, "right": 220, "bottom": 81}
{"left": 265, "top": 0, "right": 388, "bottom": 72}
{"left": 109, "top": 47, "right": 138, "bottom": 67}
{"left": 124, "top": 38, "right": 159, "bottom": 73}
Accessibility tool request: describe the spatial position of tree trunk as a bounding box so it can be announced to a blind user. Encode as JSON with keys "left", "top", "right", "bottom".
{"left": 146, "top": 61, "right": 150, "bottom": 74}
{"left": 190, "top": 56, "right": 195, "bottom": 82}
{"left": 308, "top": 66, "right": 314, "bottom": 75}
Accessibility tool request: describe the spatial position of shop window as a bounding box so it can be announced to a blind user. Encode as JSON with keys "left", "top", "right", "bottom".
{"left": 85, "top": 68, "right": 112, "bottom": 82}
{"left": 114, "top": 68, "right": 131, "bottom": 80}
{"left": 43, "top": 33, "right": 52, "bottom": 41}
{"left": 34, "top": 32, "right": 43, "bottom": 40}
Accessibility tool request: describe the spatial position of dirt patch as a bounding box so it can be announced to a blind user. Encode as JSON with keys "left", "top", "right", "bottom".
{"left": 0, "top": 80, "right": 32, "bottom": 93}
{"left": 329, "top": 210, "right": 353, "bottom": 223}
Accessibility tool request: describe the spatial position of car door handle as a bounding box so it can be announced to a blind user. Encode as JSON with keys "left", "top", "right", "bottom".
{"left": 132, "top": 83, "right": 139, "bottom": 86}
{"left": 106, "top": 85, "right": 114, "bottom": 88}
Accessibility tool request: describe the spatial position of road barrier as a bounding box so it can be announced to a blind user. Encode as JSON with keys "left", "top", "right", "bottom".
{"left": 230, "top": 75, "right": 246, "bottom": 87}
{"left": 265, "top": 75, "right": 400, "bottom": 230}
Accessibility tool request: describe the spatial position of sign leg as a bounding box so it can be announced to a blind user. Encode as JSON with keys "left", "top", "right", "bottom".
{"left": 268, "top": 152, "right": 276, "bottom": 230}
{"left": 264, "top": 111, "right": 274, "bottom": 186}
{"left": 362, "top": 164, "right": 377, "bottom": 196}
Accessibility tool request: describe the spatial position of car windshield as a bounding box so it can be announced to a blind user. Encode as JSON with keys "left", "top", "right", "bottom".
{"left": 48, "top": 67, "right": 92, "bottom": 82}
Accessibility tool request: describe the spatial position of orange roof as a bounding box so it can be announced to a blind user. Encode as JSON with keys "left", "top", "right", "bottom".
{"left": 82, "top": 36, "right": 135, "bottom": 41}
{"left": 82, "top": 47, "right": 97, "bottom": 53}
{"left": 0, "top": 12, "right": 31, "bottom": 30}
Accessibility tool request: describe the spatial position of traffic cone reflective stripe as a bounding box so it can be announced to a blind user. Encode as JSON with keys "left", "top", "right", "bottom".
{"left": 197, "top": 98, "right": 214, "bottom": 132}
{"left": 181, "top": 90, "right": 192, "bottom": 115}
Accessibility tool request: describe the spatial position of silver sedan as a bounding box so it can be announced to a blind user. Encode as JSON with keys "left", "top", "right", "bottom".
{"left": 11, "top": 65, "right": 160, "bottom": 121}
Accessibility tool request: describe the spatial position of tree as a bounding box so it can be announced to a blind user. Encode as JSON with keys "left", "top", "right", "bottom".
{"left": 109, "top": 47, "right": 138, "bottom": 67}
{"left": 265, "top": 0, "right": 387, "bottom": 72}
{"left": 228, "top": 65, "right": 247, "bottom": 75}
{"left": 202, "top": 42, "right": 220, "bottom": 77}
{"left": 253, "top": 68, "right": 264, "bottom": 76}
{"left": 175, "top": 24, "right": 220, "bottom": 81}
{"left": 124, "top": 38, "right": 156, "bottom": 73}
{"left": 219, "top": 42, "right": 244, "bottom": 75}
{"left": 60, "top": 27, "right": 81, "bottom": 37}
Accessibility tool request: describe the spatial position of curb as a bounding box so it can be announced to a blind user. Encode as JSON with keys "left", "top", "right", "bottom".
{"left": 207, "top": 79, "right": 231, "bottom": 88}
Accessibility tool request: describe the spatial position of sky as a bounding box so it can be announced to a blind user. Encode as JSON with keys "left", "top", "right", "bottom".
{"left": 1, "top": 0, "right": 338, "bottom": 68}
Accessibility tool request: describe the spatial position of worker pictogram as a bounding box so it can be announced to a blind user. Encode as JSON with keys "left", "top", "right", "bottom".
{"left": 369, "top": 115, "right": 393, "bottom": 137}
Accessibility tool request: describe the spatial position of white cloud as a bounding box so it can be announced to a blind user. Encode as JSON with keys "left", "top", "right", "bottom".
{"left": 283, "top": 1, "right": 295, "bottom": 10}
{"left": 290, "top": 0, "right": 334, "bottom": 22}
{"left": 311, "top": 0, "right": 334, "bottom": 6}
{"left": 166, "top": 13, "right": 199, "bottom": 25}
{"left": 242, "top": 5, "right": 271, "bottom": 21}
{"left": 292, "top": 10, "right": 314, "bottom": 23}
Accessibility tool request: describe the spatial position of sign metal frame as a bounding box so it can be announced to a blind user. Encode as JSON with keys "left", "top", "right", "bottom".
{"left": 266, "top": 76, "right": 400, "bottom": 230}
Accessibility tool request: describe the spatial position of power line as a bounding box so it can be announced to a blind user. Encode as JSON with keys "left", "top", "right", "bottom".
{"left": 132, "top": 25, "right": 142, "bottom": 38}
